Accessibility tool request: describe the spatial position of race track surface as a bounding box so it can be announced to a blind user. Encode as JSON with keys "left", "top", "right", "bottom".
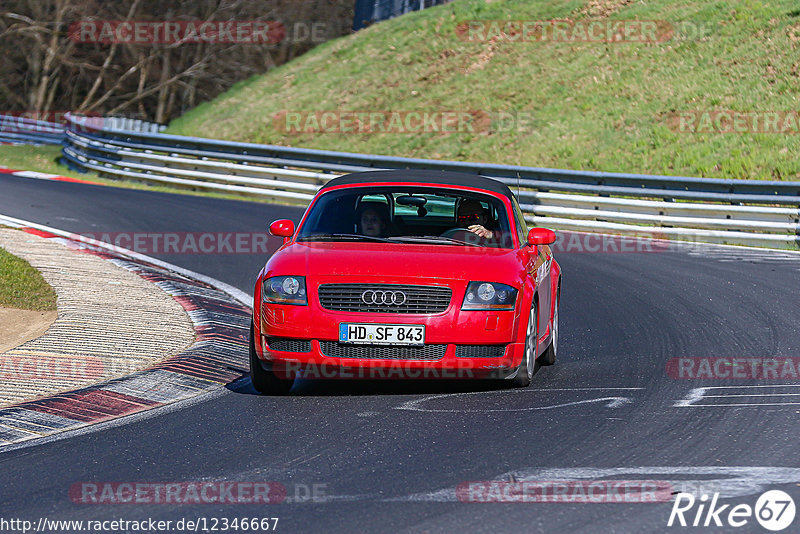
{"left": 1, "top": 173, "right": 799, "bottom": 533}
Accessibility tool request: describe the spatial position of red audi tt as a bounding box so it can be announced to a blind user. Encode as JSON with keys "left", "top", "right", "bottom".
{"left": 250, "top": 170, "right": 561, "bottom": 394}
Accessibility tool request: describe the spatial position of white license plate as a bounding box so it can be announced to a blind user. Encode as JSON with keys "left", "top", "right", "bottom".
{"left": 339, "top": 323, "right": 425, "bottom": 345}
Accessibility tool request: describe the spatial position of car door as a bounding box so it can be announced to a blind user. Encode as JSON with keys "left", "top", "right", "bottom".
{"left": 511, "top": 196, "right": 550, "bottom": 337}
{"left": 535, "top": 244, "right": 553, "bottom": 338}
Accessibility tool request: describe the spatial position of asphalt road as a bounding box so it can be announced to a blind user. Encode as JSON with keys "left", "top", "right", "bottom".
{"left": 2, "top": 173, "right": 800, "bottom": 534}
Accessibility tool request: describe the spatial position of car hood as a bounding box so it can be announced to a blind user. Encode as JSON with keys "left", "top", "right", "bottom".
{"left": 264, "top": 241, "right": 527, "bottom": 283}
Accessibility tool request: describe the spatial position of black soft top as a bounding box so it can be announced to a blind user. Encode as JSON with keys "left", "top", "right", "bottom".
{"left": 320, "top": 170, "right": 515, "bottom": 200}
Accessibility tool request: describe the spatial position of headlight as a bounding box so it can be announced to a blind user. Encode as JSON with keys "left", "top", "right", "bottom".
{"left": 262, "top": 276, "right": 308, "bottom": 305}
{"left": 462, "top": 282, "right": 517, "bottom": 310}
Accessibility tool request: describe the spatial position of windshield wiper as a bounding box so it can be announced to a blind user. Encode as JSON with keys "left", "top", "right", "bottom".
{"left": 296, "top": 234, "right": 482, "bottom": 246}
{"left": 296, "top": 233, "right": 397, "bottom": 243}
{"left": 389, "top": 235, "right": 481, "bottom": 247}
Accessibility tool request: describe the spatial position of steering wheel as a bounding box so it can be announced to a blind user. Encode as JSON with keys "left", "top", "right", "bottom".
{"left": 439, "top": 228, "right": 487, "bottom": 245}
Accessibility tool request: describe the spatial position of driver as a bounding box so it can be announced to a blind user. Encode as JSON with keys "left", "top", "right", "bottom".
{"left": 457, "top": 199, "right": 494, "bottom": 239}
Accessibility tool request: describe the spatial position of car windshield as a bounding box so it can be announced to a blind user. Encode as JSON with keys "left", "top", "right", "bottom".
{"left": 296, "top": 186, "right": 515, "bottom": 248}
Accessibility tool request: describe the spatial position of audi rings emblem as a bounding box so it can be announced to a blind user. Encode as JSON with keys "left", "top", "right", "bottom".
{"left": 362, "top": 290, "right": 407, "bottom": 306}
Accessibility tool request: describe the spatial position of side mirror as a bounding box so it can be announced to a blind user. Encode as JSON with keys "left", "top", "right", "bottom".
{"left": 269, "top": 219, "right": 295, "bottom": 244}
{"left": 527, "top": 227, "right": 556, "bottom": 246}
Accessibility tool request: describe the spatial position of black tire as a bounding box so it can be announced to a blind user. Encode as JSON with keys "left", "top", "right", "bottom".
{"left": 249, "top": 322, "right": 294, "bottom": 395}
{"left": 512, "top": 302, "right": 539, "bottom": 388}
{"left": 538, "top": 296, "right": 558, "bottom": 367}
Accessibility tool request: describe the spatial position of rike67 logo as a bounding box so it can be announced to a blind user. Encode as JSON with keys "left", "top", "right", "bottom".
{"left": 668, "top": 490, "right": 796, "bottom": 531}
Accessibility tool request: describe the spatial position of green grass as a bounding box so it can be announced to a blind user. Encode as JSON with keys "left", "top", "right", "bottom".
{"left": 0, "top": 245, "right": 57, "bottom": 311}
{"left": 167, "top": 0, "right": 800, "bottom": 180}
{"left": 0, "top": 145, "right": 85, "bottom": 179}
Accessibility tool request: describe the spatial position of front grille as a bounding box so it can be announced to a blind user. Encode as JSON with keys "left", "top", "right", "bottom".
{"left": 266, "top": 337, "right": 311, "bottom": 353}
{"left": 319, "top": 341, "right": 447, "bottom": 360}
{"left": 456, "top": 345, "right": 507, "bottom": 358}
{"left": 318, "top": 284, "right": 451, "bottom": 314}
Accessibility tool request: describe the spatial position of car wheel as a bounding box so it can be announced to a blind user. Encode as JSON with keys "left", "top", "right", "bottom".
{"left": 512, "top": 302, "right": 539, "bottom": 388}
{"left": 249, "top": 322, "right": 294, "bottom": 395}
{"left": 539, "top": 297, "right": 558, "bottom": 366}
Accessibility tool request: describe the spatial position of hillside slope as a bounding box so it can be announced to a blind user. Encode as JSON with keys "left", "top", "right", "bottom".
{"left": 168, "top": 0, "right": 800, "bottom": 180}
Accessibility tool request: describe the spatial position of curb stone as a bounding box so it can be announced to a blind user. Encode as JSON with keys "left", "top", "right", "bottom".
{"left": 0, "top": 226, "right": 251, "bottom": 449}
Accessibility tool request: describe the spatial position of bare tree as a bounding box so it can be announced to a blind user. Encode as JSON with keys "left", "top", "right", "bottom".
{"left": 0, "top": 0, "right": 353, "bottom": 123}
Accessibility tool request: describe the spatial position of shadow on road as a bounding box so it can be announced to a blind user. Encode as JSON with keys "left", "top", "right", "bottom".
{"left": 228, "top": 375, "right": 514, "bottom": 397}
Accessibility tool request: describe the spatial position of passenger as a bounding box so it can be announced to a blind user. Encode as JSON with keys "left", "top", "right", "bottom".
{"left": 357, "top": 202, "right": 392, "bottom": 238}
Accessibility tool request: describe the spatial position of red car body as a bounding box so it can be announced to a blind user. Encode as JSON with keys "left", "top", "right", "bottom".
{"left": 250, "top": 170, "right": 561, "bottom": 393}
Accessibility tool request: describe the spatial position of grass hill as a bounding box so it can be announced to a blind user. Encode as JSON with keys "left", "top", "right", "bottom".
{"left": 167, "top": 0, "right": 800, "bottom": 180}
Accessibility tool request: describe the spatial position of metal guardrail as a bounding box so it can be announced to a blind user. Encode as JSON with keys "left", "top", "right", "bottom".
{"left": 0, "top": 114, "right": 166, "bottom": 146}
{"left": 58, "top": 113, "right": 800, "bottom": 250}
{"left": 0, "top": 115, "right": 65, "bottom": 145}
{"left": 103, "top": 117, "right": 166, "bottom": 134}
{"left": 353, "top": 0, "right": 451, "bottom": 31}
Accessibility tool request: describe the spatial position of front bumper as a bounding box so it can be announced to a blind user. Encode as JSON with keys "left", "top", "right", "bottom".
{"left": 256, "top": 338, "right": 525, "bottom": 380}
{"left": 257, "top": 308, "right": 525, "bottom": 380}
{"left": 254, "top": 274, "right": 530, "bottom": 379}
